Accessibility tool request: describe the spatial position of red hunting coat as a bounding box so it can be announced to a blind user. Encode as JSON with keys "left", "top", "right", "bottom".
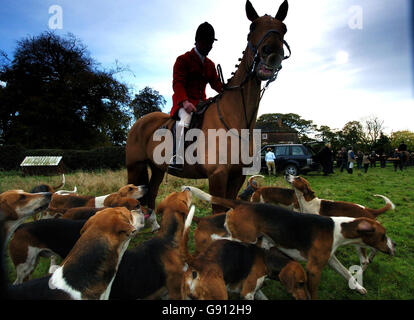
{"left": 170, "top": 48, "right": 223, "bottom": 117}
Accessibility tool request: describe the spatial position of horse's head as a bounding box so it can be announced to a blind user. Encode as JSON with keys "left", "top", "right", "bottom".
{"left": 245, "top": 0, "right": 290, "bottom": 81}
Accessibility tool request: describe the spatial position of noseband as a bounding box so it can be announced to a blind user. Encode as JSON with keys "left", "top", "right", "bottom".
{"left": 247, "top": 29, "right": 291, "bottom": 87}
{"left": 216, "top": 25, "right": 291, "bottom": 140}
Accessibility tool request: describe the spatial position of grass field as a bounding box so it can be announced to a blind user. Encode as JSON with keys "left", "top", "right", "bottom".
{"left": 1, "top": 163, "right": 413, "bottom": 300}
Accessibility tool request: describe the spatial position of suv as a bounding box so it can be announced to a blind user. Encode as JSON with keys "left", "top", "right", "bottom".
{"left": 260, "top": 144, "right": 320, "bottom": 176}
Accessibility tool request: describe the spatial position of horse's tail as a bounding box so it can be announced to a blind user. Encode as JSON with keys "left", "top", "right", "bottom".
{"left": 366, "top": 194, "right": 396, "bottom": 217}
{"left": 181, "top": 186, "right": 243, "bottom": 209}
{"left": 248, "top": 175, "right": 264, "bottom": 191}
{"left": 179, "top": 205, "right": 196, "bottom": 266}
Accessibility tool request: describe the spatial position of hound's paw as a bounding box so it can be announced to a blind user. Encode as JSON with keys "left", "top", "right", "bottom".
{"left": 48, "top": 265, "right": 59, "bottom": 274}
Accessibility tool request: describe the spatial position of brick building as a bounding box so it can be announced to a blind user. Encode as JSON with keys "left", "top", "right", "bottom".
{"left": 255, "top": 118, "right": 299, "bottom": 145}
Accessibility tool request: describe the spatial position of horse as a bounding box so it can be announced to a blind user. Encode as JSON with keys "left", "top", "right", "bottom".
{"left": 400, "top": 150, "right": 410, "bottom": 168}
{"left": 125, "top": 0, "right": 290, "bottom": 213}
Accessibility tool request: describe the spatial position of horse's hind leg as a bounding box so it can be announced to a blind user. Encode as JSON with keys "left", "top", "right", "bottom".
{"left": 208, "top": 167, "right": 230, "bottom": 214}
{"left": 147, "top": 164, "right": 165, "bottom": 210}
{"left": 127, "top": 161, "right": 149, "bottom": 204}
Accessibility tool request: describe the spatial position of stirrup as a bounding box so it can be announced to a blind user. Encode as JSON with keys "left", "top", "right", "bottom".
{"left": 168, "top": 154, "right": 184, "bottom": 171}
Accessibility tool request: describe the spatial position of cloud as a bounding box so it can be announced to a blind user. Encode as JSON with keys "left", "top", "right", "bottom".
{"left": 1, "top": 0, "right": 412, "bottom": 132}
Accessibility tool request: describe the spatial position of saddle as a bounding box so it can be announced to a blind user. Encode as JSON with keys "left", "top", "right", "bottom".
{"left": 166, "top": 96, "right": 220, "bottom": 151}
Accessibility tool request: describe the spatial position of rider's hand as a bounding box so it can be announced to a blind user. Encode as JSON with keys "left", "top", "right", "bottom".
{"left": 182, "top": 100, "right": 196, "bottom": 113}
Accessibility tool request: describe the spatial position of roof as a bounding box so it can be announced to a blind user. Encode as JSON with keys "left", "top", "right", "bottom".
{"left": 255, "top": 123, "right": 298, "bottom": 133}
{"left": 20, "top": 156, "right": 63, "bottom": 167}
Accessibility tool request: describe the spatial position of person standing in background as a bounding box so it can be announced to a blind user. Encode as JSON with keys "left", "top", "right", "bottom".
{"left": 363, "top": 153, "right": 370, "bottom": 173}
{"left": 315, "top": 143, "right": 334, "bottom": 176}
{"left": 339, "top": 147, "right": 348, "bottom": 172}
{"left": 356, "top": 150, "right": 363, "bottom": 170}
{"left": 265, "top": 147, "right": 276, "bottom": 176}
{"left": 347, "top": 147, "right": 355, "bottom": 174}
{"left": 369, "top": 151, "right": 378, "bottom": 168}
{"left": 393, "top": 149, "right": 403, "bottom": 172}
{"left": 380, "top": 153, "right": 387, "bottom": 168}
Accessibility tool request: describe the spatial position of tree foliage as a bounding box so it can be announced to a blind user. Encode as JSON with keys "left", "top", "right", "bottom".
{"left": 341, "top": 121, "right": 364, "bottom": 147}
{"left": 390, "top": 130, "right": 414, "bottom": 151}
{"left": 372, "top": 132, "right": 392, "bottom": 155}
{"left": 256, "top": 113, "right": 316, "bottom": 140}
{"left": 315, "top": 125, "right": 343, "bottom": 152}
{"left": 0, "top": 31, "right": 132, "bottom": 149}
{"left": 130, "top": 86, "right": 166, "bottom": 120}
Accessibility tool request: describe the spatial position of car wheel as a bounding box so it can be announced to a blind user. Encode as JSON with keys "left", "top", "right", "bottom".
{"left": 284, "top": 164, "right": 298, "bottom": 176}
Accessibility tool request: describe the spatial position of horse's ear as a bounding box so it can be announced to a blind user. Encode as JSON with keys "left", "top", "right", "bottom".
{"left": 246, "top": 0, "right": 259, "bottom": 22}
{"left": 275, "top": 0, "right": 289, "bottom": 21}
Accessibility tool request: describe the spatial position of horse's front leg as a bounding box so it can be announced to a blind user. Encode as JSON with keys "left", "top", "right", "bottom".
{"left": 226, "top": 171, "right": 246, "bottom": 200}
{"left": 208, "top": 166, "right": 230, "bottom": 214}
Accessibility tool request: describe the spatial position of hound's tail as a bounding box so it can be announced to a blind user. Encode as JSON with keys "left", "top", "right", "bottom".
{"left": 248, "top": 175, "right": 264, "bottom": 191}
{"left": 54, "top": 185, "right": 78, "bottom": 195}
{"left": 44, "top": 206, "right": 68, "bottom": 215}
{"left": 179, "top": 205, "right": 196, "bottom": 266}
{"left": 181, "top": 186, "right": 244, "bottom": 209}
{"left": 53, "top": 174, "right": 66, "bottom": 191}
{"left": 368, "top": 194, "right": 396, "bottom": 217}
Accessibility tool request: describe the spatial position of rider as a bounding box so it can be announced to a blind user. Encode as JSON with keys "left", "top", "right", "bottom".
{"left": 169, "top": 22, "right": 223, "bottom": 169}
{"left": 398, "top": 141, "right": 407, "bottom": 152}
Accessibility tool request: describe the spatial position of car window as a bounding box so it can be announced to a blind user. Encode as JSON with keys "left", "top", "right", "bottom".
{"left": 291, "top": 146, "right": 305, "bottom": 156}
{"left": 275, "top": 146, "right": 288, "bottom": 156}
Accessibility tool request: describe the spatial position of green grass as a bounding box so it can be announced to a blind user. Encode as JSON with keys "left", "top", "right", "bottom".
{"left": 1, "top": 164, "right": 413, "bottom": 300}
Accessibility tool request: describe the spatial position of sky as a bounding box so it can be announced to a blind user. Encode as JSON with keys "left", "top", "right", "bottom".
{"left": 1, "top": 0, "right": 413, "bottom": 135}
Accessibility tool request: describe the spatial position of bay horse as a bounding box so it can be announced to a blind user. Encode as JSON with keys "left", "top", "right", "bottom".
{"left": 126, "top": 0, "right": 290, "bottom": 213}
{"left": 401, "top": 150, "right": 410, "bottom": 168}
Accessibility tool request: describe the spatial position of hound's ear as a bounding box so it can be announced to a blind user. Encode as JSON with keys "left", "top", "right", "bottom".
{"left": 275, "top": 0, "right": 289, "bottom": 21}
{"left": 279, "top": 265, "right": 295, "bottom": 293}
{"left": 246, "top": 0, "right": 259, "bottom": 21}
{"left": 301, "top": 184, "right": 311, "bottom": 196}
{"left": 357, "top": 220, "right": 375, "bottom": 234}
{"left": 80, "top": 215, "right": 97, "bottom": 235}
{"left": 155, "top": 202, "right": 165, "bottom": 216}
{"left": 0, "top": 200, "right": 18, "bottom": 220}
{"left": 116, "top": 221, "right": 137, "bottom": 238}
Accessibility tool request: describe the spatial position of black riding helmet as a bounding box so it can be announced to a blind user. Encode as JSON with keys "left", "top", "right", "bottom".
{"left": 195, "top": 22, "right": 217, "bottom": 42}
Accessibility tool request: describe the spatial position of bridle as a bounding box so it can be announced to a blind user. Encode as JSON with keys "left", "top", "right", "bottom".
{"left": 216, "top": 25, "right": 291, "bottom": 135}
{"left": 247, "top": 28, "right": 291, "bottom": 88}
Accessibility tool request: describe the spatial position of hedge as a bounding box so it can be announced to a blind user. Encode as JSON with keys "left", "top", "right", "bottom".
{"left": 0, "top": 145, "right": 126, "bottom": 172}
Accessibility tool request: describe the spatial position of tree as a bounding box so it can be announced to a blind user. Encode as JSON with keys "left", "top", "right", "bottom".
{"left": 130, "top": 86, "right": 166, "bottom": 120}
{"left": 341, "top": 121, "right": 364, "bottom": 149}
{"left": 256, "top": 113, "right": 316, "bottom": 141}
{"left": 315, "top": 125, "right": 335, "bottom": 142}
{"left": 363, "top": 115, "right": 385, "bottom": 147}
{"left": 0, "top": 31, "right": 132, "bottom": 149}
{"left": 315, "top": 125, "right": 342, "bottom": 153}
{"left": 390, "top": 130, "right": 414, "bottom": 151}
{"left": 372, "top": 132, "right": 391, "bottom": 155}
